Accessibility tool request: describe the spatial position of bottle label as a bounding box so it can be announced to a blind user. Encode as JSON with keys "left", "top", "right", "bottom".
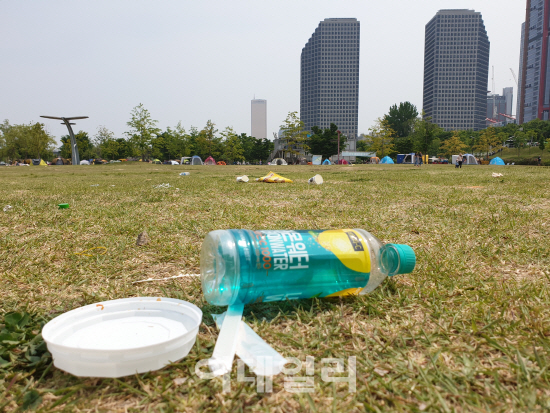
{"left": 240, "top": 229, "right": 371, "bottom": 303}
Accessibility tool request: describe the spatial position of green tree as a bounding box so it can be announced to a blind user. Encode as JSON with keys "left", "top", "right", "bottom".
{"left": 100, "top": 138, "right": 123, "bottom": 160}
{"left": 93, "top": 126, "right": 115, "bottom": 158}
{"left": 238, "top": 133, "right": 257, "bottom": 161}
{"left": 0, "top": 121, "right": 55, "bottom": 161}
{"left": 166, "top": 122, "right": 191, "bottom": 159}
{"left": 195, "top": 120, "right": 222, "bottom": 160}
{"left": 383, "top": 102, "right": 418, "bottom": 138}
{"left": 512, "top": 131, "right": 527, "bottom": 157}
{"left": 61, "top": 131, "right": 94, "bottom": 161}
{"left": 440, "top": 132, "right": 468, "bottom": 158}
{"left": 125, "top": 103, "right": 160, "bottom": 161}
{"left": 309, "top": 123, "right": 340, "bottom": 160}
{"left": 474, "top": 127, "right": 503, "bottom": 160}
{"left": 411, "top": 113, "right": 442, "bottom": 153}
{"left": 365, "top": 118, "right": 396, "bottom": 158}
{"left": 221, "top": 127, "right": 244, "bottom": 163}
{"left": 256, "top": 138, "right": 274, "bottom": 162}
{"left": 279, "top": 112, "right": 309, "bottom": 160}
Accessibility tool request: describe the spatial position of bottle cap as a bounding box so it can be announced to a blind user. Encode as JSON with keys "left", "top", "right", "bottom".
{"left": 380, "top": 244, "right": 416, "bottom": 276}
{"left": 389, "top": 244, "right": 416, "bottom": 275}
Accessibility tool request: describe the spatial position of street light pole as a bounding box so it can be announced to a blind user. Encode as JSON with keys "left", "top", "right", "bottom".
{"left": 41, "top": 116, "right": 89, "bottom": 165}
{"left": 337, "top": 130, "right": 341, "bottom": 164}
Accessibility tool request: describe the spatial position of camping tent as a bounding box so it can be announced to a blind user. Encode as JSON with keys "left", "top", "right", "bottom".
{"left": 338, "top": 159, "right": 349, "bottom": 165}
{"left": 191, "top": 156, "right": 203, "bottom": 165}
{"left": 31, "top": 159, "right": 47, "bottom": 166}
{"left": 452, "top": 154, "right": 478, "bottom": 165}
{"left": 400, "top": 153, "right": 416, "bottom": 164}
{"left": 370, "top": 157, "right": 380, "bottom": 164}
{"left": 271, "top": 158, "right": 288, "bottom": 165}
{"left": 312, "top": 155, "right": 322, "bottom": 165}
{"left": 322, "top": 159, "right": 331, "bottom": 165}
{"left": 152, "top": 159, "right": 162, "bottom": 164}
{"left": 490, "top": 157, "right": 505, "bottom": 165}
{"left": 80, "top": 160, "right": 90, "bottom": 165}
{"left": 181, "top": 157, "right": 191, "bottom": 165}
{"left": 380, "top": 156, "right": 394, "bottom": 164}
{"left": 462, "top": 154, "right": 478, "bottom": 165}
{"left": 204, "top": 156, "right": 216, "bottom": 165}
{"left": 54, "top": 158, "right": 65, "bottom": 165}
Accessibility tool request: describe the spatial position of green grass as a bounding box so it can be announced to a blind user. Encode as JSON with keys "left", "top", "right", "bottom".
{"left": 496, "top": 146, "right": 549, "bottom": 161}
{"left": 1, "top": 163, "right": 549, "bottom": 412}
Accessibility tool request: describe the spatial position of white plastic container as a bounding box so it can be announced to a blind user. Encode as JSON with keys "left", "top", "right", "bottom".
{"left": 42, "top": 297, "right": 202, "bottom": 378}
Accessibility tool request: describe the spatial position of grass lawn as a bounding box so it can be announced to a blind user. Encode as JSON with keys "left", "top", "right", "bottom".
{"left": 494, "top": 146, "right": 550, "bottom": 162}
{"left": 1, "top": 163, "right": 549, "bottom": 412}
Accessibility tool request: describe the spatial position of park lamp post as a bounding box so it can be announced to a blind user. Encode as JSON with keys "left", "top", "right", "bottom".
{"left": 40, "top": 116, "right": 89, "bottom": 166}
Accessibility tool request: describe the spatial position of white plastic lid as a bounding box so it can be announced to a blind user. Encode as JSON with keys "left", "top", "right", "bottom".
{"left": 42, "top": 297, "right": 202, "bottom": 378}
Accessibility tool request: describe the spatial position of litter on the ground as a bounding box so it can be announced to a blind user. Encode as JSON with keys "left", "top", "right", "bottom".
{"left": 136, "top": 231, "right": 150, "bottom": 246}
{"left": 3, "top": 205, "right": 12, "bottom": 212}
{"left": 58, "top": 203, "right": 69, "bottom": 209}
{"left": 42, "top": 297, "right": 202, "bottom": 378}
{"left": 207, "top": 303, "right": 244, "bottom": 377}
{"left": 153, "top": 183, "right": 171, "bottom": 189}
{"left": 492, "top": 173, "right": 504, "bottom": 178}
{"left": 75, "top": 247, "right": 107, "bottom": 257}
{"left": 308, "top": 174, "right": 323, "bottom": 185}
{"left": 132, "top": 273, "right": 200, "bottom": 284}
{"left": 179, "top": 172, "right": 190, "bottom": 176}
{"left": 236, "top": 175, "right": 249, "bottom": 183}
{"left": 255, "top": 171, "right": 293, "bottom": 183}
{"left": 90, "top": 184, "right": 99, "bottom": 187}
{"left": 212, "top": 311, "right": 287, "bottom": 376}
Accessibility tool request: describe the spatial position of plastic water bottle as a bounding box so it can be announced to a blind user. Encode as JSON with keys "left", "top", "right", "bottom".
{"left": 200, "top": 229, "right": 416, "bottom": 306}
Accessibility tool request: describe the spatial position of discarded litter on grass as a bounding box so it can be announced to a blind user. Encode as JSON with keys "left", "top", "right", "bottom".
{"left": 136, "top": 231, "right": 150, "bottom": 246}
{"left": 492, "top": 173, "right": 504, "bottom": 178}
{"left": 255, "top": 171, "right": 293, "bottom": 183}
{"left": 132, "top": 273, "right": 199, "bottom": 284}
{"left": 153, "top": 183, "right": 171, "bottom": 189}
{"left": 42, "top": 297, "right": 202, "bottom": 378}
{"left": 3, "top": 205, "right": 12, "bottom": 212}
{"left": 179, "top": 172, "right": 190, "bottom": 176}
{"left": 58, "top": 203, "right": 69, "bottom": 209}
{"left": 308, "top": 174, "right": 323, "bottom": 185}
{"left": 200, "top": 228, "right": 416, "bottom": 375}
{"left": 236, "top": 175, "right": 249, "bottom": 183}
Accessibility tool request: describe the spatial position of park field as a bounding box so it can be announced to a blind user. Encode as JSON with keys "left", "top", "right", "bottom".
{"left": 1, "top": 163, "right": 549, "bottom": 412}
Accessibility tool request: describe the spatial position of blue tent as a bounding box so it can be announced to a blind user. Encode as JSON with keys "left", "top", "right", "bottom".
{"left": 489, "top": 157, "right": 505, "bottom": 165}
{"left": 380, "top": 156, "right": 394, "bottom": 164}
{"left": 322, "top": 159, "right": 331, "bottom": 165}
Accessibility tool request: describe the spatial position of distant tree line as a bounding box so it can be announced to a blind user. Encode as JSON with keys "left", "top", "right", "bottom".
{"left": 355, "top": 102, "right": 550, "bottom": 160}
{"left": 0, "top": 104, "right": 274, "bottom": 164}
{"left": 0, "top": 120, "right": 56, "bottom": 161}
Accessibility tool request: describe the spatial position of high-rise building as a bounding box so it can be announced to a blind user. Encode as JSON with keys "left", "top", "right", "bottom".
{"left": 301, "top": 18, "right": 360, "bottom": 148}
{"left": 487, "top": 87, "right": 514, "bottom": 126}
{"left": 423, "top": 9, "right": 490, "bottom": 131}
{"left": 251, "top": 99, "right": 267, "bottom": 140}
{"left": 517, "top": 22, "right": 525, "bottom": 120}
{"left": 517, "top": 0, "right": 550, "bottom": 123}
{"left": 503, "top": 87, "right": 514, "bottom": 116}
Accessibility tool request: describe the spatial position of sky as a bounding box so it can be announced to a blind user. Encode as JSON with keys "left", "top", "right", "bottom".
{"left": 1, "top": 0, "right": 525, "bottom": 146}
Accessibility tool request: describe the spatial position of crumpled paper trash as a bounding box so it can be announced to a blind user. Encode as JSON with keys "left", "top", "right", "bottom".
{"left": 255, "top": 171, "right": 293, "bottom": 183}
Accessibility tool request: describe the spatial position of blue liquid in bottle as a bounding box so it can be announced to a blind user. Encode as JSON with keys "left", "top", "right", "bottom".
{"left": 200, "top": 229, "right": 415, "bottom": 306}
